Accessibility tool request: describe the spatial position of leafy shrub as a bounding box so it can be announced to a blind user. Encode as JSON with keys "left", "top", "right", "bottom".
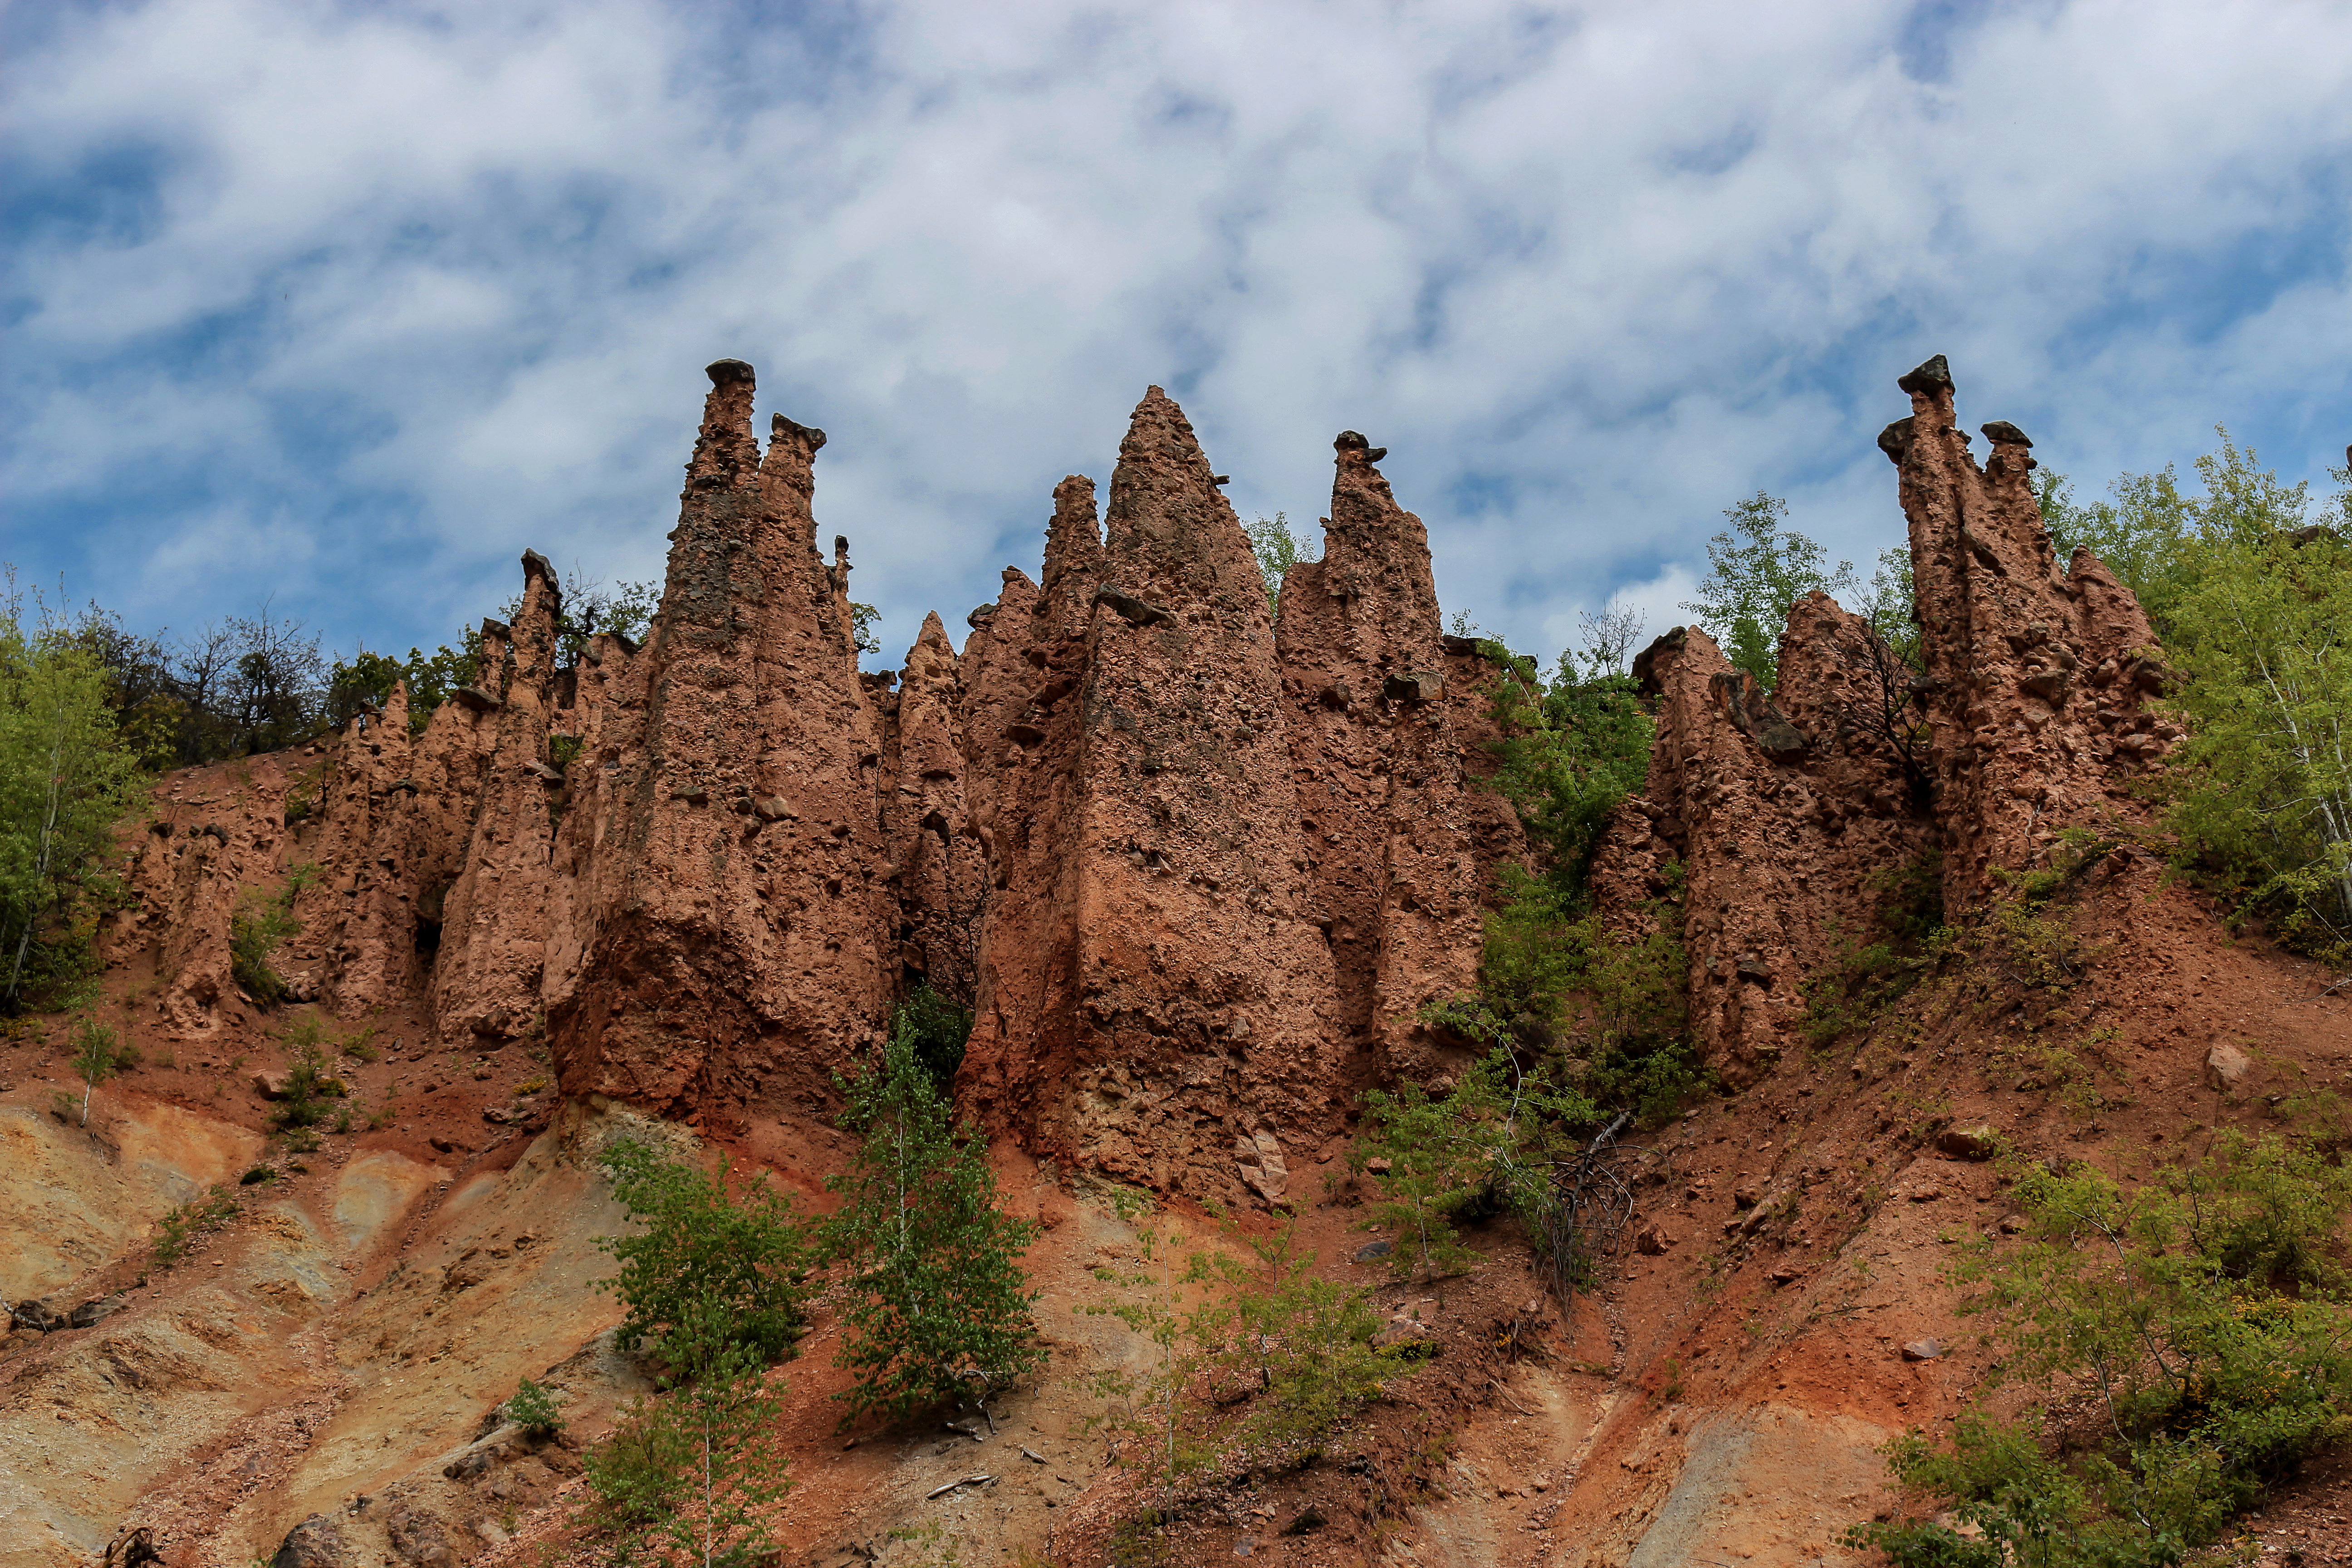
{"left": 596, "top": 1139, "right": 817, "bottom": 1367}
{"left": 273, "top": 1040, "right": 345, "bottom": 1131}
{"left": 230, "top": 891, "right": 300, "bottom": 1007}
{"left": 240, "top": 1165, "right": 277, "bottom": 1186}
{"left": 826, "top": 1016, "right": 1043, "bottom": 1427}
{"left": 578, "top": 1297, "right": 792, "bottom": 1567}
{"left": 1852, "top": 1133, "right": 2352, "bottom": 1565}
{"left": 894, "top": 981, "right": 973, "bottom": 1089}
{"left": 505, "top": 1377, "right": 564, "bottom": 1437}
{"left": 153, "top": 1185, "right": 239, "bottom": 1267}
{"left": 1194, "top": 1220, "right": 1404, "bottom": 1464}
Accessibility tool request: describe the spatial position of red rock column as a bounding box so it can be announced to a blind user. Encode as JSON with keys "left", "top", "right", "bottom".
{"left": 547, "top": 360, "right": 890, "bottom": 1118}
{"left": 1276, "top": 432, "right": 1519, "bottom": 1085}
{"left": 430, "top": 553, "right": 564, "bottom": 1043}
{"left": 960, "top": 392, "right": 1342, "bottom": 1201}
{"left": 1886, "top": 355, "right": 2167, "bottom": 907}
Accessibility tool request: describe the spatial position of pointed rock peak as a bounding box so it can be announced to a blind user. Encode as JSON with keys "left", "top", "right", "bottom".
{"left": 690, "top": 361, "right": 760, "bottom": 484}
{"left": 760, "top": 411, "right": 828, "bottom": 495}
{"left": 1898, "top": 353, "right": 1955, "bottom": 402}
{"left": 915, "top": 609, "right": 952, "bottom": 652}
{"left": 1042, "top": 474, "right": 1103, "bottom": 596}
{"left": 1105, "top": 387, "right": 1256, "bottom": 603}
{"left": 1118, "top": 386, "right": 1211, "bottom": 472}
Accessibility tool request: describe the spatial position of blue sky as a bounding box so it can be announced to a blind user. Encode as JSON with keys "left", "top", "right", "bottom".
{"left": 5, "top": 0, "right": 2350, "bottom": 672}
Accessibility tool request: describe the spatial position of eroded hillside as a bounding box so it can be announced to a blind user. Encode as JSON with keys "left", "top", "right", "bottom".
{"left": 5, "top": 357, "right": 2347, "bottom": 1568}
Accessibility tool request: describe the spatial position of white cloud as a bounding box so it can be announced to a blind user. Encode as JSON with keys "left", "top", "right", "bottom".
{"left": 4, "top": 0, "right": 2349, "bottom": 668}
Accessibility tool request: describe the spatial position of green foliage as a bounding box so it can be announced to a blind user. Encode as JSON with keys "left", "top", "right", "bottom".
{"left": 1, "top": 582, "right": 147, "bottom": 1014}
{"left": 597, "top": 1139, "right": 817, "bottom": 1367}
{"left": 1679, "top": 492, "right": 1857, "bottom": 690}
{"left": 851, "top": 602, "right": 881, "bottom": 657}
{"left": 578, "top": 1296, "right": 793, "bottom": 1568}
{"left": 1485, "top": 654, "right": 1654, "bottom": 901}
{"left": 1192, "top": 1221, "right": 1402, "bottom": 1464}
{"left": 2048, "top": 435, "right": 2352, "bottom": 962}
{"left": 505, "top": 1376, "right": 564, "bottom": 1437}
{"left": 825, "top": 1022, "right": 1044, "bottom": 1427}
{"left": 1852, "top": 1133, "right": 2352, "bottom": 1564}
{"left": 152, "top": 1185, "right": 239, "bottom": 1267}
{"left": 1355, "top": 1045, "right": 1600, "bottom": 1285}
{"left": 1245, "top": 512, "right": 1319, "bottom": 620}
{"left": 893, "top": 982, "right": 974, "bottom": 1090}
{"left": 68, "top": 1015, "right": 136, "bottom": 1124}
{"left": 2159, "top": 444, "right": 2352, "bottom": 963}
{"left": 229, "top": 878, "right": 304, "bottom": 1008}
{"left": 272, "top": 1039, "right": 346, "bottom": 1131}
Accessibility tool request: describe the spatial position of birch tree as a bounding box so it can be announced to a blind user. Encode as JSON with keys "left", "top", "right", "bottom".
{"left": 825, "top": 1019, "right": 1044, "bottom": 1428}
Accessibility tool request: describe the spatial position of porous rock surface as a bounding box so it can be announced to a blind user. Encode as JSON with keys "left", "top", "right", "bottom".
{"left": 107, "top": 354, "right": 2189, "bottom": 1177}
{"left": 112, "top": 366, "right": 1526, "bottom": 1206}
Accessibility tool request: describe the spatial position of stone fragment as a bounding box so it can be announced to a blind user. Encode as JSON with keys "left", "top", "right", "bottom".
{"left": 1382, "top": 670, "right": 1445, "bottom": 703}
{"left": 1634, "top": 1225, "right": 1675, "bottom": 1256}
{"left": 451, "top": 686, "right": 504, "bottom": 714}
{"left": 1234, "top": 1127, "right": 1290, "bottom": 1203}
{"left": 1353, "top": 1239, "right": 1394, "bottom": 1263}
{"left": 1896, "top": 353, "right": 1954, "bottom": 396}
{"left": 1900, "top": 1339, "right": 1943, "bottom": 1362}
{"left": 1936, "top": 1125, "right": 2000, "bottom": 1161}
{"left": 387, "top": 1507, "right": 453, "bottom": 1567}
{"left": 1980, "top": 420, "right": 2032, "bottom": 447}
{"left": 67, "top": 1295, "right": 125, "bottom": 1329}
{"left": 1093, "top": 584, "right": 1171, "bottom": 627}
{"left": 2205, "top": 1042, "right": 2253, "bottom": 1092}
{"left": 271, "top": 1514, "right": 349, "bottom": 1568}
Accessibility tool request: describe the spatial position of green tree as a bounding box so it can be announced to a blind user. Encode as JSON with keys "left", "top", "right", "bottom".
{"left": 2159, "top": 441, "right": 2351, "bottom": 961}
{"left": 825, "top": 1019, "right": 1044, "bottom": 1428}
{"left": 1680, "top": 492, "right": 1857, "bottom": 689}
{"left": 596, "top": 1141, "right": 818, "bottom": 1367}
{"left": 578, "top": 1295, "right": 792, "bottom": 1568}
{"left": 69, "top": 1016, "right": 132, "bottom": 1125}
{"left": 0, "top": 583, "right": 146, "bottom": 1014}
{"left": 1245, "top": 512, "right": 1319, "bottom": 621}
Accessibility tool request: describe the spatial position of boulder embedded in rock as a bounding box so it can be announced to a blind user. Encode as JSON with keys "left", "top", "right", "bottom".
{"left": 1936, "top": 1125, "right": 2000, "bottom": 1162}
{"left": 271, "top": 1514, "right": 349, "bottom": 1568}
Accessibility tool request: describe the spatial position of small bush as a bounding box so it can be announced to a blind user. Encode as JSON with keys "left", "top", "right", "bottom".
{"left": 273, "top": 1041, "right": 345, "bottom": 1131}
{"left": 230, "top": 894, "right": 299, "bottom": 1007}
{"left": 1852, "top": 1133, "right": 2352, "bottom": 1564}
{"left": 505, "top": 1377, "right": 564, "bottom": 1437}
{"left": 153, "top": 1185, "right": 239, "bottom": 1267}
{"left": 240, "top": 1165, "right": 277, "bottom": 1186}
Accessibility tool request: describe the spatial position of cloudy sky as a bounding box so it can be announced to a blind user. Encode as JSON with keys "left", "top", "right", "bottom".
{"left": 7, "top": 0, "right": 2350, "bottom": 673}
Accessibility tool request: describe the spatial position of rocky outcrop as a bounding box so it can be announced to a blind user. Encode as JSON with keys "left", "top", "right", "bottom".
{"left": 542, "top": 363, "right": 892, "bottom": 1118}
{"left": 1885, "top": 354, "right": 2168, "bottom": 906}
{"left": 1610, "top": 606, "right": 1935, "bottom": 1082}
{"left": 104, "top": 352, "right": 2183, "bottom": 1192}
{"left": 1602, "top": 354, "right": 2174, "bottom": 1078}
{"left": 1275, "top": 431, "right": 1521, "bottom": 1083}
